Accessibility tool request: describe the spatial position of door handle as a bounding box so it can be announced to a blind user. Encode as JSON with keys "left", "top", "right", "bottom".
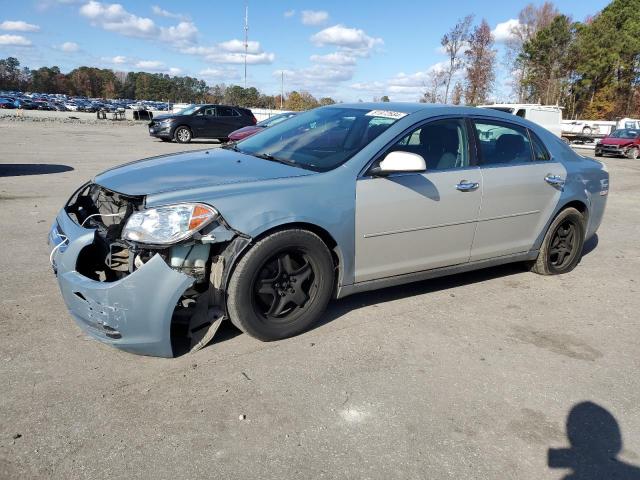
{"left": 544, "top": 174, "right": 565, "bottom": 188}
{"left": 456, "top": 180, "right": 479, "bottom": 192}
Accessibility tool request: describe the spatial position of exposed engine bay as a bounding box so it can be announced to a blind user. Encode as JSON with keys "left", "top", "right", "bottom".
{"left": 64, "top": 183, "right": 250, "bottom": 355}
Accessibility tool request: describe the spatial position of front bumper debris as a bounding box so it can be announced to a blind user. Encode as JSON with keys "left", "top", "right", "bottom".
{"left": 50, "top": 208, "right": 194, "bottom": 357}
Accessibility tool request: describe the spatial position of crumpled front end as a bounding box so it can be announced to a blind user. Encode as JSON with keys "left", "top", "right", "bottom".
{"left": 49, "top": 183, "right": 249, "bottom": 357}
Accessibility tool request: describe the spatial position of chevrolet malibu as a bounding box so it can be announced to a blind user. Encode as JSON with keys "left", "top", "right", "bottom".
{"left": 49, "top": 103, "right": 609, "bottom": 357}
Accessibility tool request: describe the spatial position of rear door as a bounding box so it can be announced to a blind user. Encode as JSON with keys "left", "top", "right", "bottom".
{"left": 469, "top": 118, "right": 566, "bottom": 261}
{"left": 215, "top": 106, "right": 244, "bottom": 138}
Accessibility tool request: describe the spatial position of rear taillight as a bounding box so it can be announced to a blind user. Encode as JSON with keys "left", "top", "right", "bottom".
{"left": 251, "top": 114, "right": 257, "bottom": 125}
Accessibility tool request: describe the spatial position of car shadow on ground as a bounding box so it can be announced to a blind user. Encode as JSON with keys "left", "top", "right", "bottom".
{"left": 211, "top": 236, "right": 601, "bottom": 346}
{"left": 0, "top": 163, "right": 74, "bottom": 177}
{"left": 548, "top": 401, "right": 640, "bottom": 479}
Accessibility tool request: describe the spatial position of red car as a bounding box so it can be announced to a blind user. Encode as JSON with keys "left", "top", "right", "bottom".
{"left": 228, "top": 111, "right": 297, "bottom": 142}
{"left": 595, "top": 128, "right": 640, "bottom": 159}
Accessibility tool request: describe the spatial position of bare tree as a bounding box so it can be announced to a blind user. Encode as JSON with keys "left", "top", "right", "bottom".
{"left": 464, "top": 19, "right": 496, "bottom": 105}
{"left": 505, "top": 2, "right": 559, "bottom": 101}
{"left": 420, "top": 69, "right": 448, "bottom": 103}
{"left": 451, "top": 82, "right": 464, "bottom": 105}
{"left": 441, "top": 15, "right": 473, "bottom": 103}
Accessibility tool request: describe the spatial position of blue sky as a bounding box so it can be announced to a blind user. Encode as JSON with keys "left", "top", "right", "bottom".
{"left": 0, "top": 0, "right": 610, "bottom": 101}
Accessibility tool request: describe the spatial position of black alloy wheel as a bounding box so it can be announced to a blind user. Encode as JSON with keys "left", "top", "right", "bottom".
{"left": 548, "top": 219, "right": 578, "bottom": 270}
{"left": 531, "top": 207, "right": 585, "bottom": 275}
{"left": 227, "top": 229, "right": 334, "bottom": 341}
{"left": 252, "top": 250, "right": 317, "bottom": 320}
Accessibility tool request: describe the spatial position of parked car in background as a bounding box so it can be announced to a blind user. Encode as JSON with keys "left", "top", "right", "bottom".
{"left": 228, "top": 111, "right": 297, "bottom": 142}
{"left": 0, "top": 97, "right": 15, "bottom": 109}
{"left": 49, "top": 103, "right": 608, "bottom": 357}
{"left": 595, "top": 128, "right": 640, "bottom": 159}
{"left": 479, "top": 103, "right": 563, "bottom": 137}
{"left": 148, "top": 104, "right": 257, "bottom": 143}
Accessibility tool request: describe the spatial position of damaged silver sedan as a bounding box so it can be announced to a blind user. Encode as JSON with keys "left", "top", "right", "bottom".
{"left": 49, "top": 103, "right": 608, "bottom": 357}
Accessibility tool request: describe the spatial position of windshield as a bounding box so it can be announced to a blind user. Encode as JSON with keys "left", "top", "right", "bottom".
{"left": 257, "top": 112, "right": 296, "bottom": 128}
{"left": 176, "top": 105, "right": 201, "bottom": 116}
{"left": 234, "top": 107, "right": 401, "bottom": 171}
{"left": 610, "top": 129, "right": 639, "bottom": 139}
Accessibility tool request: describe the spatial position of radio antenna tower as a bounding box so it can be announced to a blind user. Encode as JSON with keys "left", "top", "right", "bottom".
{"left": 243, "top": 2, "right": 249, "bottom": 88}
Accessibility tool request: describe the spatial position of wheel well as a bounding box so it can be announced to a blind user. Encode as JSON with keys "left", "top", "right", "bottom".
{"left": 559, "top": 200, "right": 589, "bottom": 226}
{"left": 253, "top": 222, "right": 339, "bottom": 267}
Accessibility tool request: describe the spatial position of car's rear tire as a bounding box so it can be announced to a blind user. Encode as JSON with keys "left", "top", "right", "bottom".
{"left": 531, "top": 207, "right": 585, "bottom": 275}
{"left": 582, "top": 126, "right": 592, "bottom": 135}
{"left": 227, "top": 229, "right": 335, "bottom": 341}
{"left": 174, "top": 126, "right": 192, "bottom": 143}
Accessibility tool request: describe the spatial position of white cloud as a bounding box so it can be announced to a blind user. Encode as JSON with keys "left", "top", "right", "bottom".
{"left": 199, "top": 67, "right": 239, "bottom": 81}
{"left": 348, "top": 62, "right": 450, "bottom": 101}
{"left": 151, "top": 5, "right": 189, "bottom": 21}
{"left": 79, "top": 1, "right": 196, "bottom": 46}
{"left": 160, "top": 21, "right": 197, "bottom": 45}
{"left": 283, "top": 9, "right": 295, "bottom": 18}
{"left": 276, "top": 64, "right": 355, "bottom": 89}
{"left": 110, "top": 55, "right": 127, "bottom": 64}
{"left": 59, "top": 41, "right": 79, "bottom": 52}
{"left": 167, "top": 67, "right": 181, "bottom": 75}
{"left": 301, "top": 10, "right": 329, "bottom": 26}
{"left": 0, "top": 20, "right": 40, "bottom": 32}
{"left": 0, "top": 34, "right": 32, "bottom": 46}
{"left": 135, "top": 60, "right": 164, "bottom": 70}
{"left": 208, "top": 52, "right": 275, "bottom": 65}
{"left": 218, "top": 39, "right": 262, "bottom": 54}
{"left": 311, "top": 24, "right": 383, "bottom": 53}
{"left": 310, "top": 52, "right": 356, "bottom": 66}
{"left": 183, "top": 40, "right": 275, "bottom": 65}
{"left": 492, "top": 19, "right": 520, "bottom": 43}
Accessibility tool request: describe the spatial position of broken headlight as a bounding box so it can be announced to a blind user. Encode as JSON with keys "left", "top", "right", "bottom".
{"left": 122, "top": 203, "right": 218, "bottom": 245}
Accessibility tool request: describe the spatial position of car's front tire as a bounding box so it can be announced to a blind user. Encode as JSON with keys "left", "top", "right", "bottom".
{"left": 531, "top": 207, "right": 585, "bottom": 275}
{"left": 627, "top": 147, "right": 639, "bottom": 160}
{"left": 174, "top": 126, "right": 192, "bottom": 143}
{"left": 227, "top": 229, "right": 335, "bottom": 341}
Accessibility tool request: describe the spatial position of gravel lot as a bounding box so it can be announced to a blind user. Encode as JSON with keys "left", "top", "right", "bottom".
{"left": 1, "top": 119, "right": 639, "bottom": 479}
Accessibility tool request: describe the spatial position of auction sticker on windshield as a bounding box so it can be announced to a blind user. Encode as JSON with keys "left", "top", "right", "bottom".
{"left": 365, "top": 110, "right": 407, "bottom": 120}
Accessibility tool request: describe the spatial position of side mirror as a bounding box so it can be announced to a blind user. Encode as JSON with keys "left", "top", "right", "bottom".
{"left": 369, "top": 151, "right": 426, "bottom": 176}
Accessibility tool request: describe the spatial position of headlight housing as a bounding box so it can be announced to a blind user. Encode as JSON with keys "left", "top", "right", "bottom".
{"left": 122, "top": 203, "right": 218, "bottom": 245}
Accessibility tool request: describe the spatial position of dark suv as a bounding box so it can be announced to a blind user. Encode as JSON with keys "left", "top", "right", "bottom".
{"left": 148, "top": 104, "right": 257, "bottom": 143}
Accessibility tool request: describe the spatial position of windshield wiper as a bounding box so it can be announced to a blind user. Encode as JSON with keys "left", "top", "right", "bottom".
{"left": 222, "top": 143, "right": 241, "bottom": 152}
{"left": 249, "top": 152, "right": 297, "bottom": 166}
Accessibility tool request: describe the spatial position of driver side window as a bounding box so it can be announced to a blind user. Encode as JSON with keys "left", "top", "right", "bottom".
{"left": 390, "top": 118, "right": 469, "bottom": 170}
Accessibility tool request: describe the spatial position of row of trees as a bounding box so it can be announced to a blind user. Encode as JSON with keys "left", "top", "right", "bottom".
{"left": 424, "top": 0, "right": 640, "bottom": 119}
{"left": 0, "top": 57, "right": 337, "bottom": 110}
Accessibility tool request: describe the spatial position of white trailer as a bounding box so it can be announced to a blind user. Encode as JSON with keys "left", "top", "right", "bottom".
{"left": 478, "top": 103, "right": 563, "bottom": 137}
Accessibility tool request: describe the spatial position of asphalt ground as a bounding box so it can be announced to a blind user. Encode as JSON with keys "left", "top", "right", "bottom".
{"left": 1, "top": 119, "right": 639, "bottom": 479}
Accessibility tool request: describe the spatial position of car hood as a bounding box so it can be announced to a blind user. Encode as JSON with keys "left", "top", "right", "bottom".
{"left": 94, "top": 148, "right": 314, "bottom": 196}
{"left": 601, "top": 137, "right": 635, "bottom": 146}
{"left": 151, "top": 113, "right": 182, "bottom": 122}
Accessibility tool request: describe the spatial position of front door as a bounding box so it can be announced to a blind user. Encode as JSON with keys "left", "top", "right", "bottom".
{"left": 469, "top": 118, "right": 566, "bottom": 261}
{"left": 355, "top": 117, "right": 482, "bottom": 283}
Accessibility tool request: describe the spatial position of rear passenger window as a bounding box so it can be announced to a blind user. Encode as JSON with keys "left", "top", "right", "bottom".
{"left": 390, "top": 118, "right": 469, "bottom": 170}
{"left": 217, "top": 106, "right": 235, "bottom": 117}
{"left": 530, "top": 131, "right": 550, "bottom": 161}
{"left": 473, "top": 120, "right": 533, "bottom": 165}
